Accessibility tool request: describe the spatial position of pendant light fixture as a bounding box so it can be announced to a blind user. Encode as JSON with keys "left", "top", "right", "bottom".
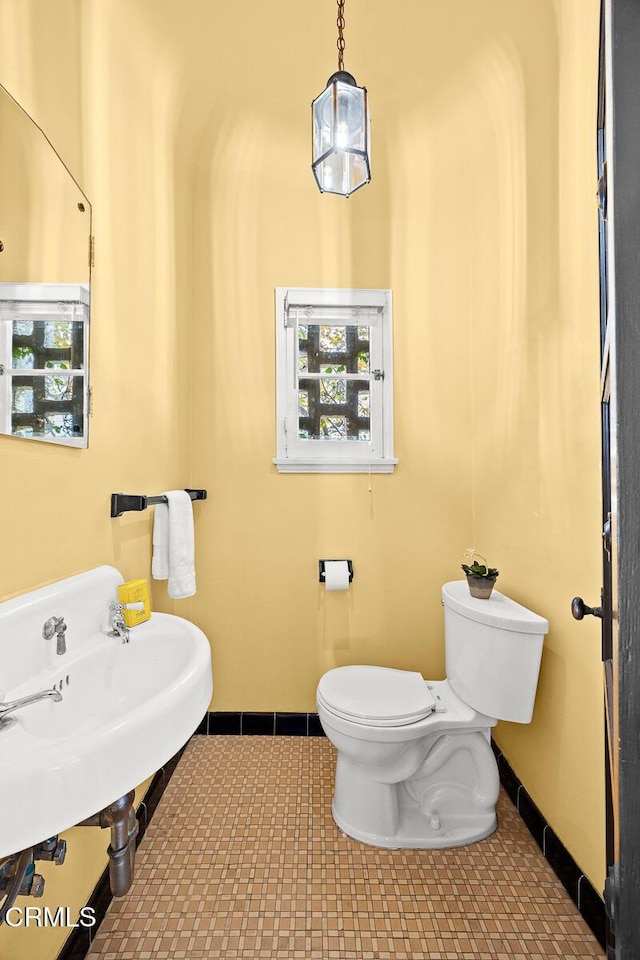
{"left": 312, "top": 0, "right": 371, "bottom": 197}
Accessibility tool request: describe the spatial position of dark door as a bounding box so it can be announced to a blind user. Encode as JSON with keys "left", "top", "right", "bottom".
{"left": 593, "top": 2, "right": 640, "bottom": 956}
{"left": 595, "top": 8, "right": 616, "bottom": 957}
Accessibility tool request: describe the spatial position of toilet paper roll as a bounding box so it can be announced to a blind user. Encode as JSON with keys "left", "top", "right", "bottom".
{"left": 324, "top": 560, "right": 350, "bottom": 591}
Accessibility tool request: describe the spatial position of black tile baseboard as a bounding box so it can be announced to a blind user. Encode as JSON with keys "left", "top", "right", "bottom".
{"left": 307, "top": 714, "right": 325, "bottom": 737}
{"left": 209, "top": 711, "right": 241, "bottom": 735}
{"left": 491, "top": 739, "right": 606, "bottom": 949}
{"left": 275, "top": 712, "right": 309, "bottom": 736}
{"left": 196, "top": 711, "right": 326, "bottom": 737}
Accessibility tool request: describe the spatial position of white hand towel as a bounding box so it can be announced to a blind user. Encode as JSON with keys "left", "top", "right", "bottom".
{"left": 152, "top": 490, "right": 196, "bottom": 599}
{"left": 152, "top": 502, "right": 170, "bottom": 580}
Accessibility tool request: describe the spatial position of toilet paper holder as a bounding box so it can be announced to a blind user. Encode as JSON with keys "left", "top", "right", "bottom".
{"left": 318, "top": 560, "right": 354, "bottom": 583}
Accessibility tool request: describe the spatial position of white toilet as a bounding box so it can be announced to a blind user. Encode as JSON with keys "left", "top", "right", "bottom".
{"left": 316, "top": 580, "right": 548, "bottom": 849}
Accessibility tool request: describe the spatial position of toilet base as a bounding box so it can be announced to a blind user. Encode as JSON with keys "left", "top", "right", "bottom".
{"left": 327, "top": 719, "right": 501, "bottom": 850}
{"left": 332, "top": 795, "right": 497, "bottom": 850}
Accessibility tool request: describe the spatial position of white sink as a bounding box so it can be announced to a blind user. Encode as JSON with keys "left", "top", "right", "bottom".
{"left": 0, "top": 566, "right": 212, "bottom": 858}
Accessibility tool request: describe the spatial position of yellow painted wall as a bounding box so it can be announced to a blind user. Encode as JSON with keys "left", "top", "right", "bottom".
{"left": 0, "top": 2, "right": 603, "bottom": 957}
{"left": 189, "top": 0, "right": 489, "bottom": 710}
{"left": 472, "top": 0, "right": 604, "bottom": 892}
{"left": 0, "top": 2, "right": 196, "bottom": 957}
{"left": 0, "top": 85, "right": 89, "bottom": 285}
{"left": 188, "top": 0, "right": 604, "bottom": 889}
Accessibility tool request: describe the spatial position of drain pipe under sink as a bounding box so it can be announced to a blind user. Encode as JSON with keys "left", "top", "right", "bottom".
{"left": 78, "top": 791, "right": 139, "bottom": 896}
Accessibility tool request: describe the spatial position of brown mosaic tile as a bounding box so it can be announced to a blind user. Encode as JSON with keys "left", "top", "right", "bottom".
{"left": 87, "top": 736, "right": 603, "bottom": 959}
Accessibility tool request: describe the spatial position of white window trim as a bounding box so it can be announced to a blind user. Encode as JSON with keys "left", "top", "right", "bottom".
{"left": 0, "top": 282, "right": 90, "bottom": 447}
{"left": 274, "top": 286, "right": 397, "bottom": 474}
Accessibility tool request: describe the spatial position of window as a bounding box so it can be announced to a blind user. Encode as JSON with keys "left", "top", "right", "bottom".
{"left": 0, "top": 283, "right": 90, "bottom": 446}
{"left": 274, "top": 287, "right": 396, "bottom": 473}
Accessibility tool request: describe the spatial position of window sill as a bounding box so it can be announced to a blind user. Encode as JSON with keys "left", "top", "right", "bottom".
{"left": 272, "top": 458, "right": 398, "bottom": 474}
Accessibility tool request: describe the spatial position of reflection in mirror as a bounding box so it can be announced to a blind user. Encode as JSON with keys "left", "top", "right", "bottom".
{"left": 0, "top": 283, "right": 89, "bottom": 445}
{"left": 0, "top": 83, "right": 92, "bottom": 447}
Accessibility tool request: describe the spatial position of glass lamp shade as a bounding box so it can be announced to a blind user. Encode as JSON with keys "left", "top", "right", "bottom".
{"left": 312, "top": 71, "right": 371, "bottom": 197}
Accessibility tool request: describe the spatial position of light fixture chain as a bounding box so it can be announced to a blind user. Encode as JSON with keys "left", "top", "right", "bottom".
{"left": 337, "top": 0, "right": 346, "bottom": 71}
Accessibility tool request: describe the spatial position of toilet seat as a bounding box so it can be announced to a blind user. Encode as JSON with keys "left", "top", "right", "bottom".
{"left": 317, "top": 665, "right": 437, "bottom": 727}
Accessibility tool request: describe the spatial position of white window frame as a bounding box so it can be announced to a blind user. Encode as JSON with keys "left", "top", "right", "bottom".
{"left": 0, "top": 282, "right": 90, "bottom": 447}
{"left": 274, "top": 286, "right": 397, "bottom": 473}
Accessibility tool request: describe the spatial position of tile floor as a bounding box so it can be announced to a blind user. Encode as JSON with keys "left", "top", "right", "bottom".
{"left": 88, "top": 736, "right": 604, "bottom": 960}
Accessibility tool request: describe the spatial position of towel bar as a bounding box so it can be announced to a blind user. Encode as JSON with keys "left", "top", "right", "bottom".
{"left": 110, "top": 489, "right": 207, "bottom": 518}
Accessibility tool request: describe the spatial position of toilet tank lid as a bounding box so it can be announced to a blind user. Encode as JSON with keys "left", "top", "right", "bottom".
{"left": 442, "top": 581, "right": 549, "bottom": 634}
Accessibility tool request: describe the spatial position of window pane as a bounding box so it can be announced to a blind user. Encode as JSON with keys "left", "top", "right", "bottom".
{"left": 0, "top": 283, "right": 90, "bottom": 448}
{"left": 11, "top": 319, "right": 84, "bottom": 371}
{"left": 45, "top": 360, "right": 71, "bottom": 370}
{"left": 12, "top": 385, "right": 34, "bottom": 413}
{"left": 320, "top": 379, "right": 347, "bottom": 404}
{"left": 45, "top": 375, "right": 74, "bottom": 401}
{"left": 320, "top": 362, "right": 346, "bottom": 373}
{"left": 301, "top": 323, "right": 370, "bottom": 374}
{"left": 45, "top": 413, "right": 76, "bottom": 438}
{"left": 10, "top": 374, "right": 84, "bottom": 439}
{"left": 44, "top": 321, "right": 73, "bottom": 349}
{"left": 297, "top": 321, "right": 372, "bottom": 441}
{"left": 14, "top": 320, "right": 33, "bottom": 336}
{"left": 319, "top": 325, "right": 347, "bottom": 352}
{"left": 358, "top": 390, "right": 370, "bottom": 417}
{"left": 298, "top": 377, "right": 370, "bottom": 441}
{"left": 319, "top": 415, "right": 347, "bottom": 439}
{"left": 12, "top": 346, "right": 34, "bottom": 368}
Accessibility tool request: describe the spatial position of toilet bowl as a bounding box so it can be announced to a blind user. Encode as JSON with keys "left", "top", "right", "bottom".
{"left": 317, "top": 580, "right": 548, "bottom": 849}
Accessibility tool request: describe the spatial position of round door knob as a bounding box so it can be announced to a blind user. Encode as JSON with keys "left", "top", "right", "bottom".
{"left": 571, "top": 597, "right": 603, "bottom": 620}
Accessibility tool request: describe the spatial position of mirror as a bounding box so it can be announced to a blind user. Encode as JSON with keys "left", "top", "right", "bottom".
{"left": 0, "top": 83, "right": 92, "bottom": 447}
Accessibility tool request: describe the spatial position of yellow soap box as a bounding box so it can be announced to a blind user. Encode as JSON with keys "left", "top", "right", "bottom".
{"left": 118, "top": 579, "right": 151, "bottom": 627}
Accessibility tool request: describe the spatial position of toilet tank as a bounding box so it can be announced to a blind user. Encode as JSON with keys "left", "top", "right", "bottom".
{"left": 442, "top": 581, "right": 549, "bottom": 723}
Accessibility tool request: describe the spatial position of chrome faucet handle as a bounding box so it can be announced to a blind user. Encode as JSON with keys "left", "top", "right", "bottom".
{"left": 107, "top": 601, "right": 125, "bottom": 625}
{"left": 42, "top": 616, "right": 65, "bottom": 640}
{"left": 109, "top": 601, "right": 144, "bottom": 612}
{"left": 107, "top": 602, "right": 131, "bottom": 643}
{"left": 42, "top": 617, "right": 67, "bottom": 656}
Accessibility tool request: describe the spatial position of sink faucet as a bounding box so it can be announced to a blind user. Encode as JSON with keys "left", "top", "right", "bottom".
{"left": 107, "top": 600, "right": 144, "bottom": 644}
{"left": 107, "top": 602, "right": 130, "bottom": 643}
{"left": 42, "top": 616, "right": 67, "bottom": 655}
{"left": 0, "top": 688, "right": 63, "bottom": 720}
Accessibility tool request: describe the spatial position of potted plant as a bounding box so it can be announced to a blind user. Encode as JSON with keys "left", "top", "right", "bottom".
{"left": 461, "top": 548, "right": 499, "bottom": 599}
